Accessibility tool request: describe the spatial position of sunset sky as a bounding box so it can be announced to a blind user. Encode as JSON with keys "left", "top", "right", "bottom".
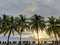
{"left": 0, "top": 0, "right": 60, "bottom": 41}
{"left": 0, "top": 0, "right": 60, "bottom": 17}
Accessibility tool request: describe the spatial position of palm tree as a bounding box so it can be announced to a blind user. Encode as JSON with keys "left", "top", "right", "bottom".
{"left": 0, "top": 14, "right": 10, "bottom": 35}
{"left": 0, "top": 15, "right": 20, "bottom": 45}
{"left": 56, "top": 17, "right": 60, "bottom": 39}
{"left": 0, "top": 16, "right": 2, "bottom": 30}
{"left": 46, "top": 16, "right": 60, "bottom": 45}
{"left": 6, "top": 16, "right": 20, "bottom": 45}
{"left": 30, "top": 14, "right": 46, "bottom": 45}
{"left": 56, "top": 17, "right": 60, "bottom": 25}
{"left": 0, "top": 14, "right": 10, "bottom": 45}
{"left": 16, "top": 14, "right": 29, "bottom": 45}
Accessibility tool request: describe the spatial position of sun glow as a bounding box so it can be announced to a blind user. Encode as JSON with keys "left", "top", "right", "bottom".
{"left": 10, "top": 31, "right": 49, "bottom": 39}
{"left": 34, "top": 31, "right": 49, "bottom": 39}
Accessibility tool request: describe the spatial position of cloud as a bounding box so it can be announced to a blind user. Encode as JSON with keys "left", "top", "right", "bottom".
{"left": 25, "top": 5, "right": 36, "bottom": 12}
{"left": 39, "top": 0, "right": 54, "bottom": 5}
{"left": 23, "top": 3, "right": 37, "bottom": 14}
{"left": 0, "top": 0, "right": 60, "bottom": 17}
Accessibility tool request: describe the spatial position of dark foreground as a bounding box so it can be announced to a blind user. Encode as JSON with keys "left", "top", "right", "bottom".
{"left": 0, "top": 41, "right": 60, "bottom": 45}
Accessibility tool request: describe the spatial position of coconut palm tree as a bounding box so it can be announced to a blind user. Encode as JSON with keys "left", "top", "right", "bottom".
{"left": 56, "top": 17, "right": 60, "bottom": 25}
{"left": 0, "top": 14, "right": 10, "bottom": 35}
{"left": 46, "top": 16, "right": 60, "bottom": 45}
{"left": 0, "top": 14, "right": 10, "bottom": 45}
{"left": 6, "top": 16, "right": 20, "bottom": 45}
{"left": 16, "top": 14, "right": 29, "bottom": 45}
{"left": 0, "top": 16, "right": 2, "bottom": 30}
{"left": 0, "top": 15, "right": 20, "bottom": 45}
{"left": 56, "top": 17, "right": 60, "bottom": 38}
{"left": 30, "top": 14, "right": 46, "bottom": 45}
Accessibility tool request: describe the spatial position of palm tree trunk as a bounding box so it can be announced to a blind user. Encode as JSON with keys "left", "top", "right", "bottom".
{"left": 6, "top": 30, "right": 11, "bottom": 45}
{"left": 37, "top": 31, "right": 39, "bottom": 45}
{"left": 20, "top": 29, "right": 23, "bottom": 45}
{"left": 19, "top": 29, "right": 23, "bottom": 45}
{"left": 20, "top": 32, "right": 21, "bottom": 45}
{"left": 55, "top": 35, "right": 58, "bottom": 45}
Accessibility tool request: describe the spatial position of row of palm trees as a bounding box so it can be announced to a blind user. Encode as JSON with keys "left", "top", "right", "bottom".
{"left": 0, "top": 14, "right": 60, "bottom": 45}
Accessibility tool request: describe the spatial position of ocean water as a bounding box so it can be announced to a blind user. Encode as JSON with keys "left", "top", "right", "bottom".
{"left": 0, "top": 31, "right": 59, "bottom": 42}
{"left": 0, "top": 31, "right": 35, "bottom": 42}
{"left": 0, "top": 36, "right": 19, "bottom": 41}
{"left": 0, "top": 36, "right": 35, "bottom": 42}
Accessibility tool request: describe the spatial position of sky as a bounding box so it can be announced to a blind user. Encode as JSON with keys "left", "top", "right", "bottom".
{"left": 0, "top": 0, "right": 60, "bottom": 41}
{"left": 0, "top": 0, "right": 60, "bottom": 17}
